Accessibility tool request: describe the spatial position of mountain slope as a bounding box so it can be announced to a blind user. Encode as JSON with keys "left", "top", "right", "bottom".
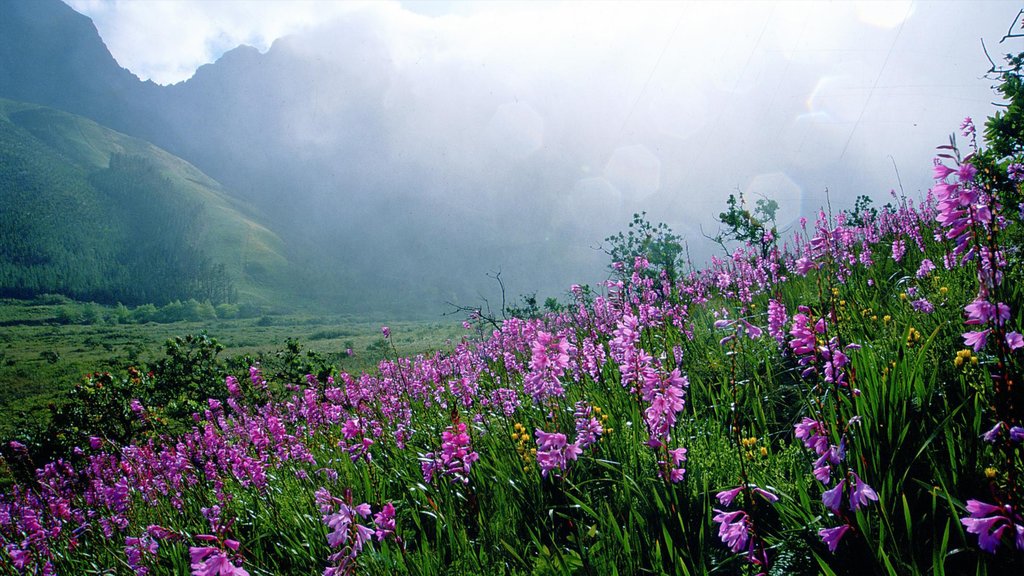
{"left": 0, "top": 99, "right": 292, "bottom": 306}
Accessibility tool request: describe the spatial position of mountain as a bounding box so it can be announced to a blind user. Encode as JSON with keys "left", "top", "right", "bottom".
{"left": 0, "top": 0, "right": 617, "bottom": 313}
{"left": 0, "top": 98, "right": 293, "bottom": 306}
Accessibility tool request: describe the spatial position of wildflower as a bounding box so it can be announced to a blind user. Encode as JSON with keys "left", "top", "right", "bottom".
{"left": 712, "top": 509, "right": 751, "bottom": 553}
{"left": 189, "top": 545, "right": 249, "bottom": 576}
{"left": 767, "top": 299, "right": 788, "bottom": 346}
{"left": 373, "top": 503, "right": 396, "bottom": 542}
{"left": 963, "top": 329, "right": 992, "bottom": 353}
{"left": 1007, "top": 332, "right": 1024, "bottom": 351}
{"left": 421, "top": 422, "right": 478, "bottom": 484}
{"left": 794, "top": 418, "right": 828, "bottom": 455}
{"left": 960, "top": 499, "right": 1024, "bottom": 553}
{"left": 535, "top": 429, "right": 581, "bottom": 478}
{"left": 819, "top": 524, "right": 851, "bottom": 553}
{"left": 916, "top": 259, "right": 936, "bottom": 278}
{"left": 573, "top": 402, "right": 603, "bottom": 450}
{"left": 822, "top": 481, "right": 844, "bottom": 513}
{"left": 659, "top": 447, "right": 687, "bottom": 483}
{"left": 891, "top": 239, "right": 906, "bottom": 262}
{"left": 848, "top": 473, "right": 878, "bottom": 510}
{"left": 911, "top": 298, "right": 934, "bottom": 314}
{"left": 381, "top": 326, "right": 390, "bottom": 338}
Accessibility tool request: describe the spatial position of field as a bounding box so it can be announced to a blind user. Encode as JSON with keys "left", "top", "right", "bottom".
{"left": 2, "top": 129, "right": 1024, "bottom": 573}
{"left": 3, "top": 33, "right": 1024, "bottom": 576}
{"left": 0, "top": 298, "right": 464, "bottom": 441}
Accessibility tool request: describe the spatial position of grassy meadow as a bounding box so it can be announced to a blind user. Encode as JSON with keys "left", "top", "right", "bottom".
{"left": 3, "top": 23, "right": 1024, "bottom": 576}
{"left": 0, "top": 298, "right": 463, "bottom": 442}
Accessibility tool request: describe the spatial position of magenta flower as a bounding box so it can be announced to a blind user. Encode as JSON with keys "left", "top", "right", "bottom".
{"left": 712, "top": 509, "right": 751, "bottom": 553}
{"left": 767, "top": 299, "right": 788, "bottom": 346}
{"left": 819, "top": 524, "right": 851, "bottom": 553}
{"left": 373, "top": 503, "right": 396, "bottom": 542}
{"left": 822, "top": 481, "right": 844, "bottom": 513}
{"left": 189, "top": 546, "right": 249, "bottom": 576}
{"left": 963, "top": 329, "right": 992, "bottom": 352}
{"left": 421, "top": 422, "right": 479, "bottom": 484}
{"left": 961, "top": 499, "right": 1017, "bottom": 553}
{"left": 794, "top": 418, "right": 829, "bottom": 455}
{"left": 716, "top": 487, "right": 743, "bottom": 506}
{"left": 535, "top": 429, "right": 581, "bottom": 478}
{"left": 848, "top": 473, "right": 878, "bottom": 510}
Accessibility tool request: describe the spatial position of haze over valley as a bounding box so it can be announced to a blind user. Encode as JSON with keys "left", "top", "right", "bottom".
{"left": 1, "top": 0, "right": 1015, "bottom": 313}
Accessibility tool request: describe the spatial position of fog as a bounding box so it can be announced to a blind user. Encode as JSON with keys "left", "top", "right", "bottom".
{"left": 65, "top": 1, "right": 1018, "bottom": 311}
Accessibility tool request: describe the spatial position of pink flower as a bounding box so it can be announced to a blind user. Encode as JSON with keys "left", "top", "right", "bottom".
{"left": 963, "top": 329, "right": 991, "bottom": 352}
{"left": 961, "top": 499, "right": 1013, "bottom": 553}
{"left": 535, "top": 429, "right": 581, "bottom": 478}
{"left": 189, "top": 547, "right": 249, "bottom": 576}
{"left": 822, "top": 481, "right": 844, "bottom": 513}
{"left": 712, "top": 509, "right": 750, "bottom": 553}
{"left": 819, "top": 524, "right": 850, "bottom": 553}
{"left": 716, "top": 487, "right": 743, "bottom": 506}
{"left": 848, "top": 473, "right": 878, "bottom": 510}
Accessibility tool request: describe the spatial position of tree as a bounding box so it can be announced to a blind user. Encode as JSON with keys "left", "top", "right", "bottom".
{"left": 706, "top": 191, "right": 778, "bottom": 260}
{"left": 604, "top": 212, "right": 685, "bottom": 282}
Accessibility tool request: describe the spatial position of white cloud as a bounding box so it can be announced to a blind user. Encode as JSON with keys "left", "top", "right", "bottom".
{"left": 65, "top": 0, "right": 375, "bottom": 84}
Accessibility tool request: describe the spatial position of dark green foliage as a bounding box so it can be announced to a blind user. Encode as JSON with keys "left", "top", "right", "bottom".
{"left": 150, "top": 333, "right": 226, "bottom": 419}
{"left": 0, "top": 111, "right": 236, "bottom": 305}
{"left": 604, "top": 212, "right": 685, "bottom": 281}
{"left": 45, "top": 369, "right": 156, "bottom": 456}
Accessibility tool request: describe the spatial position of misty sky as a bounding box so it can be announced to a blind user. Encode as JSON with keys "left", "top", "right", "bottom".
{"left": 61, "top": 0, "right": 1022, "bottom": 291}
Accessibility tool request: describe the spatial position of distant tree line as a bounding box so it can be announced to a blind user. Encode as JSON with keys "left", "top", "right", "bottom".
{"left": 0, "top": 139, "right": 235, "bottom": 305}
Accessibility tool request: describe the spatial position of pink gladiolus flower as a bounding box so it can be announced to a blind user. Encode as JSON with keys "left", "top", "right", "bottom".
{"left": 963, "top": 329, "right": 991, "bottom": 352}
{"left": 961, "top": 499, "right": 1016, "bottom": 553}
{"left": 848, "top": 473, "right": 878, "bottom": 510}
{"left": 819, "top": 524, "right": 850, "bottom": 553}
{"left": 189, "top": 547, "right": 249, "bottom": 576}
{"left": 712, "top": 509, "right": 751, "bottom": 553}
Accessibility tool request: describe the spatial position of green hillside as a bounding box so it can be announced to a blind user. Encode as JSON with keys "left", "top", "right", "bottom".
{"left": 0, "top": 98, "right": 292, "bottom": 306}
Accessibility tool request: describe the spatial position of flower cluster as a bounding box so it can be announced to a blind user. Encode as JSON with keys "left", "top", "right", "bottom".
{"left": 421, "top": 422, "right": 479, "bottom": 485}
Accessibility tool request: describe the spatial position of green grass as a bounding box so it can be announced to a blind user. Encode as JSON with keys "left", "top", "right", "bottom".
{"left": 0, "top": 97, "right": 295, "bottom": 307}
{"left": 0, "top": 298, "right": 464, "bottom": 440}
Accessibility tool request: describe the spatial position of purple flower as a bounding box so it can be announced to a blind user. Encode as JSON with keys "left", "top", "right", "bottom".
{"left": 189, "top": 546, "right": 249, "bottom": 576}
{"left": 963, "top": 329, "right": 991, "bottom": 352}
{"left": 712, "top": 509, "right": 751, "bottom": 553}
{"left": 961, "top": 499, "right": 1014, "bottom": 553}
{"left": 911, "top": 298, "right": 934, "bottom": 314}
{"left": 848, "top": 473, "right": 878, "bottom": 510}
{"left": 819, "top": 524, "right": 851, "bottom": 553}
{"left": 716, "top": 487, "right": 743, "bottom": 506}
{"left": 373, "top": 503, "right": 396, "bottom": 542}
{"left": 535, "top": 429, "right": 581, "bottom": 478}
{"left": 767, "top": 299, "right": 788, "bottom": 346}
{"left": 891, "top": 239, "right": 906, "bottom": 262}
{"left": 381, "top": 326, "right": 390, "bottom": 338}
{"left": 915, "top": 259, "right": 936, "bottom": 278}
{"left": 794, "top": 418, "right": 829, "bottom": 455}
{"left": 1007, "top": 332, "right": 1024, "bottom": 351}
{"left": 822, "top": 481, "right": 844, "bottom": 513}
